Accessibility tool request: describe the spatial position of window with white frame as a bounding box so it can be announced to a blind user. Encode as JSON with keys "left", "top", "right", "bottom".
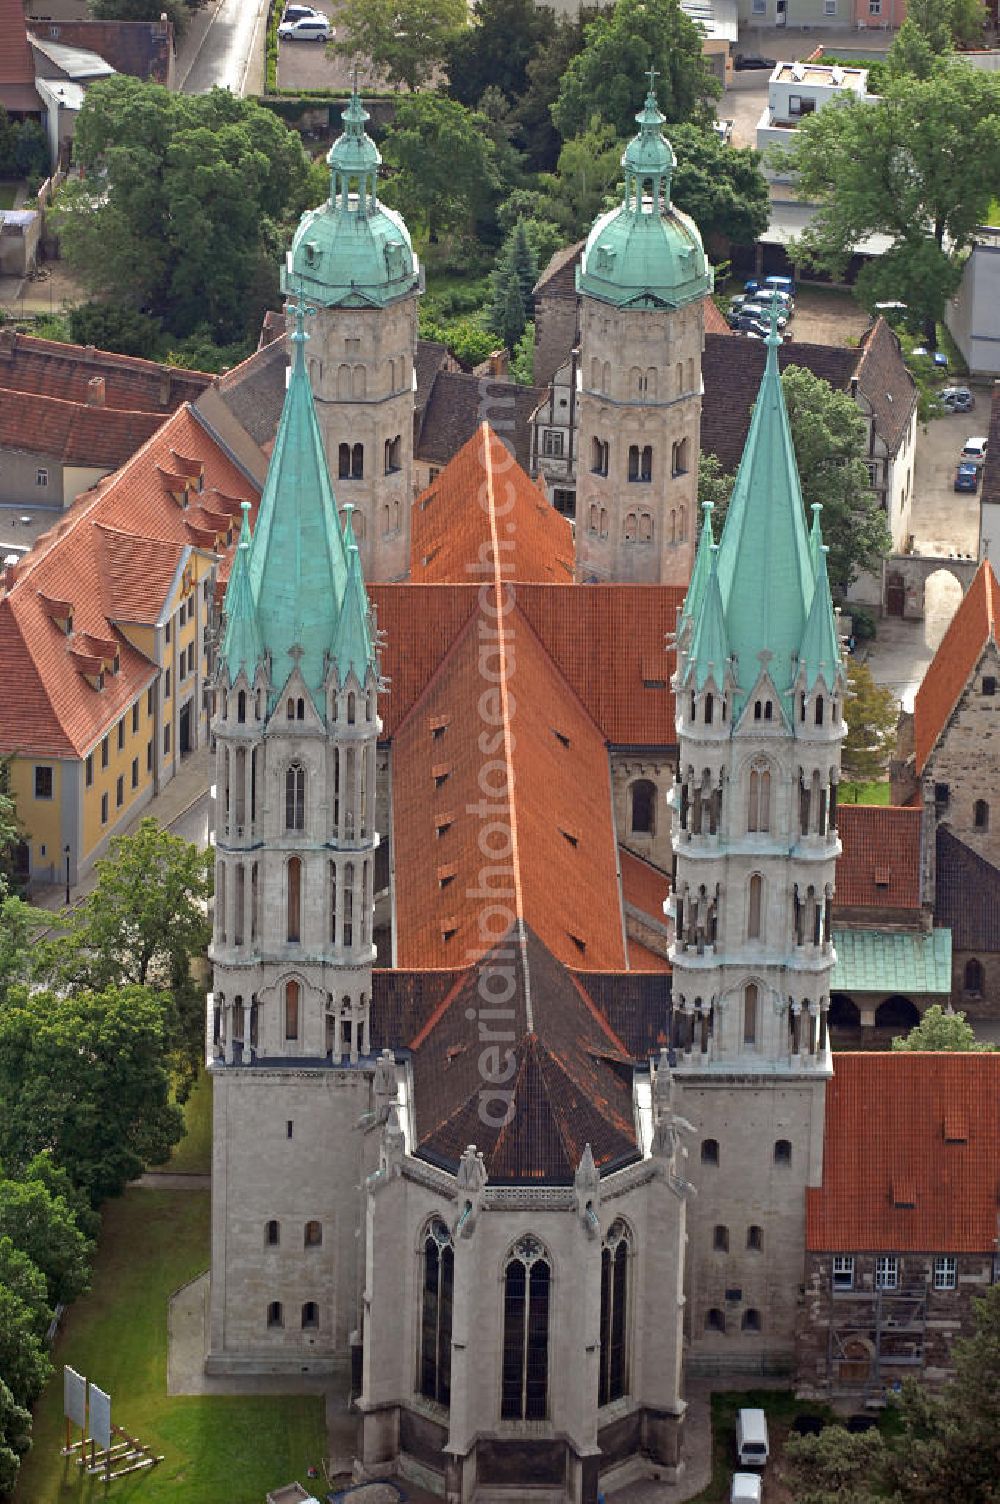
{"left": 542, "top": 429, "right": 564, "bottom": 459}
{"left": 832, "top": 1255, "right": 854, "bottom": 1291}
{"left": 933, "top": 1256, "right": 957, "bottom": 1290}
{"left": 752, "top": 0, "right": 765, "bottom": 11}
{"left": 875, "top": 1255, "right": 898, "bottom": 1289}
{"left": 869, "top": 0, "right": 881, "bottom": 10}
{"left": 824, "top": 0, "right": 836, "bottom": 11}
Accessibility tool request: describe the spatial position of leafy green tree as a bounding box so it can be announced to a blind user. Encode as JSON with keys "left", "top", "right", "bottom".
{"left": 0, "top": 1178, "right": 92, "bottom": 1305}
{"left": 0, "top": 986, "right": 183, "bottom": 1201}
{"left": 539, "top": 115, "right": 621, "bottom": 236}
{"left": 773, "top": 64, "right": 1000, "bottom": 341}
{"left": 488, "top": 260, "right": 527, "bottom": 350}
{"left": 512, "top": 12, "right": 590, "bottom": 172}
{"left": 334, "top": 0, "right": 466, "bottom": 92}
{"left": 510, "top": 321, "right": 534, "bottom": 384}
{"left": 781, "top": 365, "right": 891, "bottom": 596}
{"left": 697, "top": 452, "right": 735, "bottom": 514}
{"left": 445, "top": 0, "right": 556, "bottom": 109}
{"left": 668, "top": 123, "right": 770, "bottom": 253}
{"left": 57, "top": 78, "right": 311, "bottom": 343}
{"left": 0, "top": 106, "right": 16, "bottom": 177}
{"left": 0, "top": 1289, "right": 50, "bottom": 1409}
{"left": 888, "top": 17, "right": 942, "bottom": 79}
{"left": 90, "top": 0, "right": 189, "bottom": 35}
{"left": 950, "top": 0, "right": 988, "bottom": 46}
{"left": 552, "top": 0, "right": 718, "bottom": 143}
{"left": 0, "top": 1376, "right": 32, "bottom": 1499}
{"left": 892, "top": 1002, "right": 992, "bottom": 1052}
{"left": 68, "top": 301, "right": 164, "bottom": 358}
{"left": 0, "top": 1240, "right": 51, "bottom": 1340}
{"left": 12, "top": 121, "right": 48, "bottom": 187}
{"left": 905, "top": 0, "right": 954, "bottom": 51}
{"left": 842, "top": 660, "right": 897, "bottom": 788}
{"left": 781, "top": 1424, "right": 890, "bottom": 1504}
{"left": 382, "top": 94, "right": 499, "bottom": 243}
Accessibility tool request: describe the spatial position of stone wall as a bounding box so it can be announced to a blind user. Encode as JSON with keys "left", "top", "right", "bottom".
{"left": 611, "top": 753, "right": 675, "bottom": 873}
{"left": 533, "top": 287, "right": 579, "bottom": 391}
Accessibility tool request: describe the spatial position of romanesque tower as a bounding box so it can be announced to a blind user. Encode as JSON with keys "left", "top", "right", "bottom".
{"left": 575, "top": 80, "right": 711, "bottom": 587}
{"left": 283, "top": 91, "right": 421, "bottom": 583}
{"left": 206, "top": 304, "right": 382, "bottom": 1374}
{"left": 668, "top": 314, "right": 845, "bottom": 1366}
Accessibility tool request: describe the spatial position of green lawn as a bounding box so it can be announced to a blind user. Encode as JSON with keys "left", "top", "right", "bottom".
{"left": 689, "top": 1388, "right": 838, "bottom": 1503}
{"left": 0, "top": 183, "right": 17, "bottom": 210}
{"left": 840, "top": 780, "right": 891, "bottom": 805}
{"left": 15, "top": 1191, "right": 326, "bottom": 1504}
{"left": 157, "top": 1070, "right": 213, "bottom": 1175}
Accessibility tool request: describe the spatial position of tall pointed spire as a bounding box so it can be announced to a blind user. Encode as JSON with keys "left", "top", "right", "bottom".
{"left": 679, "top": 501, "right": 716, "bottom": 638}
{"left": 714, "top": 301, "right": 814, "bottom": 712}
{"left": 688, "top": 544, "right": 730, "bottom": 690}
{"left": 333, "top": 511, "right": 377, "bottom": 685}
{"left": 244, "top": 298, "right": 348, "bottom": 706}
{"left": 221, "top": 501, "right": 263, "bottom": 683}
{"left": 799, "top": 542, "right": 842, "bottom": 691}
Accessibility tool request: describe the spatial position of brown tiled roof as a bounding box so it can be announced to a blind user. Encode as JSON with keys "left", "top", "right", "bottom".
{"left": 981, "top": 385, "right": 1000, "bottom": 511}
{"left": 533, "top": 241, "right": 584, "bottom": 300}
{"left": 0, "top": 330, "right": 210, "bottom": 412}
{"left": 0, "top": 405, "right": 257, "bottom": 759}
{"left": 0, "top": 0, "right": 36, "bottom": 92}
{"left": 415, "top": 370, "right": 543, "bottom": 474}
{"left": 215, "top": 337, "right": 288, "bottom": 449}
{"left": 853, "top": 317, "right": 917, "bottom": 457}
{"left": 370, "top": 968, "right": 465, "bottom": 1050}
{"left": 575, "top": 970, "right": 672, "bottom": 1060}
{"left": 411, "top": 424, "right": 574, "bottom": 583}
{"left": 620, "top": 848, "right": 669, "bottom": 924}
{"left": 701, "top": 332, "right": 858, "bottom": 472}
{"left": 914, "top": 558, "right": 1000, "bottom": 774}
{"left": 834, "top": 805, "right": 922, "bottom": 911}
{"left": 935, "top": 826, "right": 1000, "bottom": 952}
{"left": 403, "top": 929, "right": 641, "bottom": 1182}
{"left": 807, "top": 1053, "right": 1000, "bottom": 1252}
{"left": 0, "top": 386, "right": 163, "bottom": 468}
{"left": 414, "top": 338, "right": 451, "bottom": 415}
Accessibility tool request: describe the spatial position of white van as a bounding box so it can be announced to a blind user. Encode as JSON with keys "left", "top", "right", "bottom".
{"left": 731, "top": 1474, "right": 763, "bottom": 1504}
{"left": 736, "top": 1407, "right": 769, "bottom": 1467}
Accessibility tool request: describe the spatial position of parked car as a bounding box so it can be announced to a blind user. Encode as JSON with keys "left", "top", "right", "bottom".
{"left": 763, "top": 274, "right": 795, "bottom": 296}
{"left": 731, "top": 1474, "right": 763, "bottom": 1504}
{"left": 955, "top": 462, "right": 980, "bottom": 493}
{"left": 742, "top": 301, "right": 788, "bottom": 330}
{"left": 734, "top": 53, "right": 776, "bottom": 70}
{"left": 730, "top": 312, "right": 771, "bottom": 335}
{"left": 281, "top": 3, "right": 322, "bottom": 19}
{"left": 277, "top": 14, "right": 332, "bottom": 38}
{"left": 748, "top": 288, "right": 794, "bottom": 317}
{"left": 940, "top": 386, "right": 975, "bottom": 413}
{"left": 912, "top": 345, "right": 949, "bottom": 370}
{"left": 961, "top": 436, "right": 989, "bottom": 466}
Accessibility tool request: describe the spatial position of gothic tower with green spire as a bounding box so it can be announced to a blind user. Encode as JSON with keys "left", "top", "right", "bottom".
{"left": 667, "top": 312, "right": 845, "bottom": 1366}
{"left": 575, "top": 78, "right": 711, "bottom": 588}
{"left": 283, "top": 90, "right": 421, "bottom": 583}
{"left": 206, "top": 303, "right": 385, "bottom": 1375}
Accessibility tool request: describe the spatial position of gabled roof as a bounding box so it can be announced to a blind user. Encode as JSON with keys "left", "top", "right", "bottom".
{"left": 410, "top": 424, "right": 574, "bottom": 583}
{"left": 415, "top": 370, "right": 543, "bottom": 474}
{"left": 214, "top": 337, "right": 288, "bottom": 449}
{"left": 914, "top": 558, "right": 1000, "bottom": 774}
{"left": 807, "top": 1053, "right": 1000, "bottom": 1252}
{"left": 0, "top": 385, "right": 163, "bottom": 468}
{"left": 935, "top": 825, "right": 1000, "bottom": 952}
{"left": 0, "top": 405, "right": 257, "bottom": 759}
{"left": 0, "top": 329, "right": 210, "bottom": 412}
{"left": 853, "top": 317, "right": 917, "bottom": 457}
{"left": 703, "top": 297, "right": 732, "bottom": 337}
{"left": 980, "top": 383, "right": 1000, "bottom": 510}
{"left": 29, "top": 33, "right": 115, "bottom": 80}
{"left": 620, "top": 849, "right": 669, "bottom": 926}
{"left": 834, "top": 804, "right": 922, "bottom": 912}
{"left": 533, "top": 241, "right": 585, "bottom": 301}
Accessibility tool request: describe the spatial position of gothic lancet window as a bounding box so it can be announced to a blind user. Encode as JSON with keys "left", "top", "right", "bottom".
{"left": 747, "top": 762, "right": 771, "bottom": 833}
{"left": 419, "top": 1218, "right": 454, "bottom": 1406}
{"left": 501, "top": 1236, "right": 551, "bottom": 1420}
{"left": 285, "top": 764, "right": 305, "bottom": 831}
{"left": 598, "top": 1220, "right": 631, "bottom": 1407}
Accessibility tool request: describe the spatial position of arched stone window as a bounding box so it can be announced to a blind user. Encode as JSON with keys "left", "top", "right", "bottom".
{"left": 701, "top": 1138, "right": 719, "bottom": 1165}
{"left": 287, "top": 859, "right": 301, "bottom": 943}
{"left": 747, "top": 875, "right": 763, "bottom": 940}
{"left": 343, "top": 861, "right": 354, "bottom": 947}
{"left": 627, "top": 445, "right": 653, "bottom": 483}
{"left": 265, "top": 1219, "right": 279, "bottom": 1247}
{"left": 419, "top": 1217, "right": 454, "bottom": 1406}
{"left": 501, "top": 1236, "right": 551, "bottom": 1420}
{"left": 285, "top": 764, "right": 305, "bottom": 832}
{"left": 301, "top": 1301, "right": 319, "bottom": 1329}
{"left": 284, "top": 978, "right": 300, "bottom": 1040}
{"left": 747, "top": 1225, "right": 763, "bottom": 1251}
{"left": 815, "top": 695, "right": 825, "bottom": 727}
{"left": 638, "top": 511, "right": 653, "bottom": 542}
{"left": 304, "top": 1220, "right": 322, "bottom": 1248}
{"left": 975, "top": 799, "right": 990, "bottom": 830}
{"left": 338, "top": 442, "right": 350, "bottom": 479}
{"left": 743, "top": 982, "right": 758, "bottom": 1046}
{"left": 705, "top": 1308, "right": 725, "bottom": 1333}
{"left": 713, "top": 1224, "right": 729, "bottom": 1252}
{"left": 964, "top": 957, "right": 984, "bottom": 996}
{"left": 591, "top": 437, "right": 608, "bottom": 476}
{"left": 630, "top": 365, "right": 643, "bottom": 397}
{"left": 671, "top": 438, "right": 690, "bottom": 477}
{"left": 351, "top": 442, "right": 364, "bottom": 480}
{"left": 748, "top": 762, "right": 771, "bottom": 833}
{"left": 234, "top": 746, "right": 246, "bottom": 829}
{"left": 589, "top": 504, "right": 599, "bottom": 535}
{"left": 742, "top": 1308, "right": 762, "bottom": 1332}
{"left": 630, "top": 779, "right": 656, "bottom": 835}
{"left": 599, "top": 507, "right": 609, "bottom": 540}
{"left": 267, "top": 1301, "right": 283, "bottom": 1328}
{"left": 237, "top": 689, "right": 246, "bottom": 724}
{"left": 624, "top": 512, "right": 637, "bottom": 543}
{"left": 598, "top": 1219, "right": 631, "bottom": 1407}
{"left": 774, "top": 1138, "right": 792, "bottom": 1165}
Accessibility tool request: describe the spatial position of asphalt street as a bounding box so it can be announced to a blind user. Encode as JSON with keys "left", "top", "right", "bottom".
{"left": 179, "top": 0, "right": 269, "bottom": 95}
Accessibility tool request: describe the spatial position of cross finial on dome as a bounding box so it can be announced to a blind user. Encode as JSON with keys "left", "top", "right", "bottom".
{"left": 646, "top": 64, "right": 659, "bottom": 95}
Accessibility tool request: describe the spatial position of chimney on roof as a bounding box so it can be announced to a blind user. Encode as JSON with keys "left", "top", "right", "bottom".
{"left": 489, "top": 349, "right": 509, "bottom": 380}
{"left": 87, "top": 375, "right": 105, "bottom": 407}
{"left": 84, "top": 344, "right": 96, "bottom": 362}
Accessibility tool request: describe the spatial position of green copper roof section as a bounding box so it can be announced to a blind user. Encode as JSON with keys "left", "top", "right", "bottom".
{"left": 716, "top": 309, "right": 815, "bottom": 710}
{"left": 809, "top": 502, "right": 823, "bottom": 576}
{"left": 221, "top": 501, "right": 263, "bottom": 683}
{"left": 283, "top": 89, "right": 420, "bottom": 310}
{"left": 332, "top": 513, "right": 376, "bottom": 683}
{"left": 679, "top": 501, "right": 716, "bottom": 635}
{"left": 576, "top": 79, "right": 711, "bottom": 311}
{"left": 246, "top": 307, "right": 348, "bottom": 706}
{"left": 831, "top": 927, "right": 952, "bottom": 995}
{"left": 688, "top": 544, "right": 730, "bottom": 690}
{"left": 799, "top": 543, "right": 842, "bottom": 691}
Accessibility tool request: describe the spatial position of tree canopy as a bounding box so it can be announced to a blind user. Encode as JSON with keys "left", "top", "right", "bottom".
{"left": 668, "top": 122, "right": 770, "bottom": 253}
{"left": 0, "top": 1178, "right": 93, "bottom": 1307}
{"left": 842, "top": 659, "right": 897, "bottom": 787}
{"left": 57, "top": 78, "right": 313, "bottom": 343}
{"left": 552, "top": 0, "right": 719, "bottom": 142}
{"left": 892, "top": 1003, "right": 993, "bottom": 1052}
{"left": 335, "top": 0, "right": 466, "bottom": 92}
{"left": 445, "top": 0, "right": 556, "bottom": 110}
{"left": 381, "top": 93, "right": 499, "bottom": 243}
{"left": 775, "top": 64, "right": 1000, "bottom": 339}
{"left": 0, "top": 1378, "right": 31, "bottom": 1500}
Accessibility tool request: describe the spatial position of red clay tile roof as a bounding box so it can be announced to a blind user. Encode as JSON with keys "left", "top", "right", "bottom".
{"left": 0, "top": 0, "right": 36, "bottom": 92}
{"left": 0, "top": 405, "right": 257, "bottom": 759}
{"left": 0, "top": 386, "right": 164, "bottom": 468}
{"left": 626, "top": 938, "right": 670, "bottom": 972}
{"left": 703, "top": 298, "right": 732, "bottom": 337}
{"left": 410, "top": 424, "right": 575, "bottom": 584}
{"left": 914, "top": 558, "right": 1000, "bottom": 774}
{"left": 0, "top": 330, "right": 210, "bottom": 413}
{"left": 620, "top": 848, "right": 669, "bottom": 924}
{"left": 807, "top": 1053, "right": 1000, "bottom": 1252}
{"left": 834, "top": 805, "right": 922, "bottom": 911}
{"left": 371, "top": 581, "right": 680, "bottom": 746}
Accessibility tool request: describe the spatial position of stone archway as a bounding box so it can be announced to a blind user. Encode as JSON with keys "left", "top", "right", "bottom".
{"left": 829, "top": 993, "right": 861, "bottom": 1029}
{"left": 874, "top": 995, "right": 920, "bottom": 1030}
{"left": 883, "top": 554, "right": 977, "bottom": 621}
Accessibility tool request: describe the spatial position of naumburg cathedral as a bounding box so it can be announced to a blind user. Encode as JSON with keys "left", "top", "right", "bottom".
{"left": 206, "top": 86, "right": 845, "bottom": 1503}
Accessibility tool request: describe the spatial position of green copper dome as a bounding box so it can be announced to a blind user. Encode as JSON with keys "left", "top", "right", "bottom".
{"left": 283, "top": 90, "right": 421, "bottom": 310}
{"left": 577, "top": 82, "right": 711, "bottom": 311}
